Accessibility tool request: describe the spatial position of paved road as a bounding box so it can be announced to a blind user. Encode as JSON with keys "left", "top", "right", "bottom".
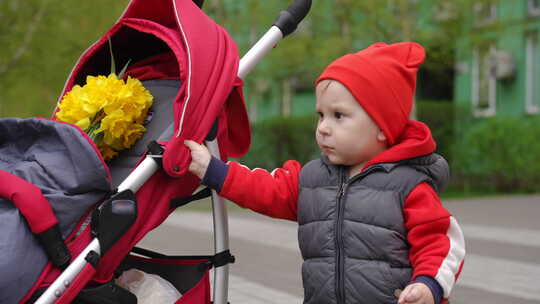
{"left": 139, "top": 194, "right": 540, "bottom": 303}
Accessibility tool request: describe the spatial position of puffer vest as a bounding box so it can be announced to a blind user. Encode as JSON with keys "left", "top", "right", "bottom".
{"left": 297, "top": 153, "right": 449, "bottom": 304}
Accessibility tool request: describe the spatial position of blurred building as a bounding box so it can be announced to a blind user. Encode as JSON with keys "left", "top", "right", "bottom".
{"left": 206, "top": 0, "right": 540, "bottom": 121}
{"left": 455, "top": 0, "right": 540, "bottom": 117}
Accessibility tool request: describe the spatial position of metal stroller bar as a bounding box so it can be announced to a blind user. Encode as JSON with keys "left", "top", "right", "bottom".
{"left": 35, "top": 239, "right": 101, "bottom": 304}
{"left": 116, "top": 158, "right": 160, "bottom": 193}
{"left": 211, "top": 1, "right": 311, "bottom": 303}
{"left": 36, "top": 1, "right": 311, "bottom": 303}
{"left": 205, "top": 139, "right": 230, "bottom": 304}
{"left": 238, "top": 0, "right": 312, "bottom": 79}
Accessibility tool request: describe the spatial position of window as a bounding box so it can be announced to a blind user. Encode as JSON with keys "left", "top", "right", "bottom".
{"left": 472, "top": 44, "right": 497, "bottom": 117}
{"left": 474, "top": 1, "right": 497, "bottom": 26}
{"left": 529, "top": 0, "right": 540, "bottom": 16}
{"left": 526, "top": 32, "right": 540, "bottom": 114}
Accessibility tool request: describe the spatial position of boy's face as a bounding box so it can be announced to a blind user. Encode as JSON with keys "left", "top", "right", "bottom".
{"left": 315, "top": 80, "right": 387, "bottom": 170}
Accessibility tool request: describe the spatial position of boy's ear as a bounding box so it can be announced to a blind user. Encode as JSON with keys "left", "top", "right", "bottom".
{"left": 376, "top": 129, "right": 387, "bottom": 142}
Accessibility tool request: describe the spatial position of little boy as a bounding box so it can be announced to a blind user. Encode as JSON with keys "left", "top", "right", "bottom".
{"left": 185, "top": 42, "right": 465, "bottom": 304}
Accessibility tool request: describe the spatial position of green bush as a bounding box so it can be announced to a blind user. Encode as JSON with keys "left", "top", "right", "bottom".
{"left": 237, "top": 114, "right": 319, "bottom": 169}
{"left": 451, "top": 116, "right": 540, "bottom": 193}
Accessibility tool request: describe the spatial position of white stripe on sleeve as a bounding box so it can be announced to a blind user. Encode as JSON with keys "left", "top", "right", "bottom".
{"left": 436, "top": 216, "right": 466, "bottom": 297}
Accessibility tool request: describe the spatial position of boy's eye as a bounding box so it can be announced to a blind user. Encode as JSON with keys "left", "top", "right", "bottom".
{"left": 334, "top": 112, "right": 343, "bottom": 119}
{"left": 317, "top": 112, "right": 323, "bottom": 118}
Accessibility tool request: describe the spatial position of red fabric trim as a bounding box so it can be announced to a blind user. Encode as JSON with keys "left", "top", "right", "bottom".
{"left": 121, "top": 0, "right": 177, "bottom": 28}
{"left": 176, "top": 271, "right": 211, "bottom": 304}
{"left": 125, "top": 52, "right": 179, "bottom": 80}
{"left": 0, "top": 170, "right": 57, "bottom": 234}
{"left": 120, "top": 17, "right": 184, "bottom": 78}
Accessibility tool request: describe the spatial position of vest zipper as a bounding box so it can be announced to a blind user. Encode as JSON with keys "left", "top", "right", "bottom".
{"left": 335, "top": 169, "right": 347, "bottom": 304}
{"left": 335, "top": 164, "right": 385, "bottom": 303}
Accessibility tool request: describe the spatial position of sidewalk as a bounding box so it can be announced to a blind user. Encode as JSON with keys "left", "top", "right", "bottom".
{"left": 141, "top": 193, "right": 540, "bottom": 304}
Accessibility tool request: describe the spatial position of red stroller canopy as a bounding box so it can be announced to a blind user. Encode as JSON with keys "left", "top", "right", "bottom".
{"left": 58, "top": 0, "right": 251, "bottom": 177}
{"left": 31, "top": 1, "right": 252, "bottom": 301}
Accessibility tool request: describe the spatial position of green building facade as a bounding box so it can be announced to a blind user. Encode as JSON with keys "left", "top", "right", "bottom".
{"left": 455, "top": 0, "right": 540, "bottom": 117}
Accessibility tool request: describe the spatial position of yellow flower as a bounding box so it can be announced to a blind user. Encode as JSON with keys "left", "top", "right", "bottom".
{"left": 103, "top": 75, "right": 153, "bottom": 121}
{"left": 122, "top": 123, "right": 146, "bottom": 148}
{"left": 97, "top": 109, "right": 129, "bottom": 138}
{"left": 56, "top": 86, "right": 89, "bottom": 124}
{"left": 56, "top": 72, "right": 153, "bottom": 161}
{"left": 75, "top": 117, "right": 91, "bottom": 130}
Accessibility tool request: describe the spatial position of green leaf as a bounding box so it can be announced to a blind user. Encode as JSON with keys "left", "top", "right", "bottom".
{"left": 86, "top": 122, "right": 103, "bottom": 145}
{"left": 108, "top": 37, "right": 116, "bottom": 75}
{"left": 118, "top": 58, "right": 132, "bottom": 79}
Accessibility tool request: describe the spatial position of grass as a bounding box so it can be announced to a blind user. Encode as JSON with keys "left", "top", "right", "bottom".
{"left": 0, "top": 0, "right": 129, "bottom": 118}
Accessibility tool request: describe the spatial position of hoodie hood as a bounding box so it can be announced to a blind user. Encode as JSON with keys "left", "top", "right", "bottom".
{"left": 361, "top": 120, "right": 450, "bottom": 192}
{"left": 364, "top": 120, "right": 436, "bottom": 169}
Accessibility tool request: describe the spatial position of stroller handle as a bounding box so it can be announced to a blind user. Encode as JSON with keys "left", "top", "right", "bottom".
{"left": 238, "top": 0, "right": 312, "bottom": 79}
{"left": 274, "top": 0, "right": 312, "bottom": 37}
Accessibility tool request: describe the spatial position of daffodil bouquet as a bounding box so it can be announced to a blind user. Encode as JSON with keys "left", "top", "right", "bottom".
{"left": 56, "top": 41, "right": 153, "bottom": 161}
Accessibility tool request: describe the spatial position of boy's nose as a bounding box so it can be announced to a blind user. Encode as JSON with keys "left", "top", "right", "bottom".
{"left": 317, "top": 121, "right": 330, "bottom": 136}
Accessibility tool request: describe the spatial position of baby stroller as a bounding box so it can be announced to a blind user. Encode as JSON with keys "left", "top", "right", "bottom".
{"left": 0, "top": 0, "right": 311, "bottom": 303}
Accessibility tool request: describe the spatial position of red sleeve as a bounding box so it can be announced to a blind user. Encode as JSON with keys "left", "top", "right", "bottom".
{"left": 219, "top": 160, "right": 301, "bottom": 221}
{"left": 404, "top": 182, "right": 466, "bottom": 299}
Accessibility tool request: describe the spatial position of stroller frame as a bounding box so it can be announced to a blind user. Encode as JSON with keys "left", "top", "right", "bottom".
{"left": 35, "top": 0, "right": 312, "bottom": 303}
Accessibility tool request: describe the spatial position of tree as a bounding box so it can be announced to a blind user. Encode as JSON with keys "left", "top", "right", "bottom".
{"left": 0, "top": 0, "right": 129, "bottom": 117}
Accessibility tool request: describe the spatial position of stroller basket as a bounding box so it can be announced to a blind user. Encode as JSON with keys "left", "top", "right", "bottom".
{"left": 121, "top": 248, "right": 211, "bottom": 300}
{"left": 27, "top": 248, "right": 212, "bottom": 304}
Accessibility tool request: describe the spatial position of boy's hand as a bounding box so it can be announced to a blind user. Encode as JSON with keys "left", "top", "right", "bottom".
{"left": 184, "top": 140, "right": 211, "bottom": 179}
{"left": 397, "top": 283, "right": 435, "bottom": 304}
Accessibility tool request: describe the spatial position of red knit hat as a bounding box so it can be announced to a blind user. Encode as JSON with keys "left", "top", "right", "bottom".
{"left": 316, "top": 42, "right": 425, "bottom": 145}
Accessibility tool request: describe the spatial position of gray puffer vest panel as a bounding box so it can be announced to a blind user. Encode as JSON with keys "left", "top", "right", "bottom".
{"left": 297, "top": 153, "right": 449, "bottom": 304}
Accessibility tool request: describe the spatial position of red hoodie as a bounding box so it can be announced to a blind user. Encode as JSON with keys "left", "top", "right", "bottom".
{"left": 207, "top": 120, "right": 465, "bottom": 303}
